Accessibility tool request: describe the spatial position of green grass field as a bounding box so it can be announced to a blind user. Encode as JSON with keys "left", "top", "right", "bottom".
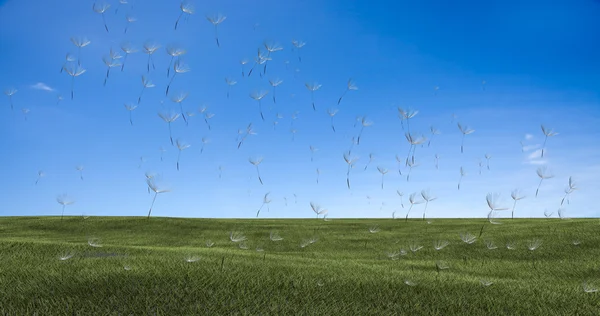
{"left": 1, "top": 216, "right": 599, "bottom": 315}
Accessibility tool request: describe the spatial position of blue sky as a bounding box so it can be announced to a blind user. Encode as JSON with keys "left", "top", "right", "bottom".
{"left": 1, "top": 0, "right": 599, "bottom": 219}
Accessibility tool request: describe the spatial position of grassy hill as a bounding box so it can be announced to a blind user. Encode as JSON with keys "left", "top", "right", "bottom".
{"left": 0, "top": 216, "right": 599, "bottom": 315}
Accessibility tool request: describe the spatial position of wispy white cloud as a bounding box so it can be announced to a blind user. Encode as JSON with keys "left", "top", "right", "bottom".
{"left": 522, "top": 144, "right": 540, "bottom": 152}
{"left": 30, "top": 82, "right": 55, "bottom": 92}
{"left": 524, "top": 148, "right": 548, "bottom": 165}
{"left": 525, "top": 134, "right": 534, "bottom": 140}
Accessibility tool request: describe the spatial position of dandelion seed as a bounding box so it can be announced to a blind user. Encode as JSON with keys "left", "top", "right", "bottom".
{"left": 137, "top": 75, "right": 155, "bottom": 104}
{"left": 396, "top": 191, "right": 405, "bottom": 208}
{"left": 369, "top": 225, "right": 380, "bottom": 233}
{"left": 269, "top": 78, "right": 283, "bottom": 104}
{"left": 458, "top": 167, "right": 466, "bottom": 190}
{"left": 229, "top": 231, "right": 246, "bottom": 243}
{"left": 405, "top": 193, "right": 424, "bottom": 222}
{"left": 561, "top": 176, "right": 578, "bottom": 205}
{"left": 119, "top": 42, "right": 137, "bottom": 72}
{"left": 166, "top": 60, "right": 190, "bottom": 96}
{"left": 428, "top": 126, "right": 440, "bottom": 147}
{"left": 88, "top": 237, "right": 102, "bottom": 248}
{"left": 327, "top": 108, "right": 339, "bottom": 132}
{"left": 460, "top": 232, "right": 477, "bottom": 244}
{"left": 535, "top": 166, "right": 554, "bottom": 197}
{"left": 421, "top": 190, "right": 437, "bottom": 221}
{"left": 158, "top": 111, "right": 180, "bottom": 145}
{"left": 171, "top": 91, "right": 190, "bottom": 125}
{"left": 225, "top": 77, "right": 237, "bottom": 99}
{"left": 356, "top": 117, "right": 373, "bottom": 145}
{"left": 175, "top": 139, "right": 190, "bottom": 171}
{"left": 397, "top": 107, "right": 418, "bottom": 134}
{"left": 70, "top": 36, "right": 91, "bottom": 66}
{"left": 480, "top": 279, "right": 493, "bottom": 287}
{"left": 102, "top": 52, "right": 121, "bottom": 87}
{"left": 250, "top": 91, "right": 268, "bottom": 121}
{"left": 35, "top": 170, "right": 46, "bottom": 185}
{"left": 485, "top": 239, "right": 497, "bottom": 250}
{"left": 247, "top": 49, "right": 270, "bottom": 77}
{"left": 506, "top": 241, "right": 517, "bottom": 250}
{"left": 62, "top": 63, "right": 86, "bottom": 100}
{"left": 291, "top": 39, "right": 306, "bottom": 62}
{"left": 21, "top": 108, "right": 30, "bottom": 121}
{"left": 343, "top": 151, "right": 359, "bottom": 189}
{"left": 583, "top": 281, "right": 598, "bottom": 293}
{"left": 262, "top": 42, "right": 283, "bottom": 75}
{"left": 165, "top": 46, "right": 187, "bottom": 77}
{"left": 237, "top": 123, "right": 257, "bottom": 149}
{"left": 572, "top": 240, "right": 581, "bottom": 246}
{"left": 540, "top": 125, "right": 558, "bottom": 158}
{"left": 123, "top": 15, "right": 136, "bottom": 34}
{"left": 146, "top": 178, "right": 170, "bottom": 219}
{"left": 124, "top": 103, "right": 137, "bottom": 126}
{"left": 59, "top": 53, "right": 76, "bottom": 74}
{"left": 527, "top": 239, "right": 542, "bottom": 251}
{"left": 249, "top": 157, "right": 264, "bottom": 185}
{"left": 206, "top": 240, "right": 215, "bottom": 247}
{"left": 239, "top": 59, "right": 249, "bottom": 77}
{"left": 364, "top": 153, "right": 375, "bottom": 171}
{"left": 143, "top": 42, "right": 160, "bottom": 73}
{"left": 337, "top": 78, "right": 358, "bottom": 105}
{"left": 485, "top": 153, "right": 492, "bottom": 170}
{"left": 270, "top": 231, "right": 283, "bottom": 242}
{"left": 510, "top": 189, "right": 526, "bottom": 219}
{"left": 434, "top": 240, "right": 449, "bottom": 251}
{"left": 305, "top": 82, "right": 322, "bottom": 111}
{"left": 310, "top": 202, "right": 328, "bottom": 219}
{"left": 56, "top": 194, "right": 75, "bottom": 220}
{"left": 377, "top": 166, "right": 389, "bottom": 190}
{"left": 404, "top": 132, "right": 426, "bottom": 167}
{"left": 434, "top": 154, "right": 440, "bottom": 170}
{"left": 206, "top": 14, "right": 226, "bottom": 47}
{"left": 185, "top": 255, "right": 200, "bottom": 263}
{"left": 92, "top": 2, "right": 111, "bottom": 32}
{"left": 405, "top": 159, "right": 419, "bottom": 182}
{"left": 256, "top": 192, "right": 271, "bottom": 217}
{"left": 174, "top": 1, "right": 194, "bottom": 30}
{"left": 409, "top": 241, "right": 423, "bottom": 253}
{"left": 457, "top": 123, "right": 475, "bottom": 154}
{"left": 59, "top": 252, "right": 75, "bottom": 261}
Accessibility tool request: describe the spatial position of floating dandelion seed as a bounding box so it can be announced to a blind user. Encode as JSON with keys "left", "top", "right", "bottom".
{"left": 146, "top": 177, "right": 170, "bottom": 219}
{"left": 62, "top": 63, "right": 86, "bottom": 100}
{"left": 356, "top": 117, "right": 373, "bottom": 145}
{"left": 369, "top": 225, "right": 380, "bottom": 233}
{"left": 405, "top": 159, "right": 419, "bottom": 182}
{"left": 327, "top": 108, "right": 339, "bottom": 132}
{"left": 102, "top": 50, "right": 121, "bottom": 86}
{"left": 143, "top": 42, "right": 160, "bottom": 73}
{"left": 250, "top": 91, "right": 268, "bottom": 121}
{"left": 124, "top": 103, "right": 137, "bottom": 125}
{"left": 561, "top": 176, "right": 578, "bottom": 205}
{"left": 59, "top": 251, "right": 74, "bottom": 261}
{"left": 21, "top": 108, "right": 30, "bottom": 121}
{"left": 481, "top": 80, "right": 486, "bottom": 90}
{"left": 583, "top": 281, "right": 598, "bottom": 293}
{"left": 377, "top": 166, "right": 389, "bottom": 189}
{"left": 119, "top": 42, "right": 137, "bottom": 72}
{"left": 458, "top": 167, "right": 466, "bottom": 190}
{"left": 56, "top": 194, "right": 75, "bottom": 220}
{"left": 421, "top": 190, "right": 437, "bottom": 221}
{"left": 247, "top": 49, "right": 270, "bottom": 77}
{"left": 225, "top": 78, "right": 237, "bottom": 99}
{"left": 262, "top": 42, "right": 283, "bottom": 75}
{"left": 206, "top": 240, "right": 215, "bottom": 247}
{"left": 70, "top": 36, "right": 91, "bottom": 66}
{"left": 166, "top": 59, "right": 190, "bottom": 96}
{"left": 185, "top": 255, "right": 200, "bottom": 263}
{"left": 249, "top": 157, "right": 264, "bottom": 185}
{"left": 486, "top": 193, "right": 509, "bottom": 223}
{"left": 485, "top": 239, "right": 498, "bottom": 250}
{"left": 124, "top": 15, "right": 136, "bottom": 34}
{"left": 543, "top": 209, "right": 554, "bottom": 218}
{"left": 480, "top": 280, "right": 493, "bottom": 287}
{"left": 59, "top": 53, "right": 76, "bottom": 74}
{"left": 159, "top": 147, "right": 166, "bottom": 162}
{"left": 310, "top": 202, "right": 328, "bottom": 219}
{"left": 310, "top": 146, "right": 318, "bottom": 162}
{"left": 138, "top": 75, "right": 155, "bottom": 104}
{"left": 305, "top": 82, "right": 322, "bottom": 111}
{"left": 396, "top": 191, "right": 405, "bottom": 208}
{"left": 203, "top": 112, "right": 215, "bottom": 131}
{"left": 200, "top": 137, "right": 209, "bottom": 154}
{"left": 457, "top": 123, "right": 475, "bottom": 153}
{"left": 337, "top": 78, "right": 358, "bottom": 105}
{"left": 35, "top": 170, "right": 45, "bottom": 185}
{"left": 343, "top": 151, "right": 359, "bottom": 189}
{"left": 237, "top": 123, "right": 256, "bottom": 149}
{"left": 510, "top": 189, "right": 526, "bottom": 219}
{"left": 165, "top": 46, "right": 186, "bottom": 77}
{"left": 75, "top": 165, "right": 84, "bottom": 181}
{"left": 405, "top": 192, "right": 424, "bottom": 222}
{"left": 316, "top": 168, "right": 321, "bottom": 184}
{"left": 434, "top": 154, "right": 440, "bottom": 170}
{"left": 175, "top": 139, "right": 190, "bottom": 171}
{"left": 256, "top": 192, "right": 271, "bottom": 217}
{"left": 540, "top": 125, "right": 558, "bottom": 158}
{"left": 397, "top": 107, "right": 418, "bottom": 133}
{"left": 115, "top": 0, "right": 127, "bottom": 14}
{"left": 171, "top": 91, "right": 189, "bottom": 125}
{"left": 506, "top": 240, "right": 517, "bottom": 250}
{"left": 404, "top": 132, "right": 426, "bottom": 167}
{"left": 88, "top": 237, "right": 102, "bottom": 248}
{"left": 206, "top": 14, "right": 226, "bottom": 47}
{"left": 485, "top": 153, "right": 492, "bottom": 170}
{"left": 239, "top": 59, "right": 249, "bottom": 77}
{"left": 174, "top": 1, "right": 194, "bottom": 30}
{"left": 428, "top": 126, "right": 440, "bottom": 147}
{"left": 269, "top": 79, "right": 283, "bottom": 104}
{"left": 158, "top": 111, "right": 180, "bottom": 145}
{"left": 92, "top": 2, "right": 111, "bottom": 32}
{"left": 535, "top": 166, "right": 554, "bottom": 197}
{"left": 291, "top": 39, "right": 305, "bottom": 62}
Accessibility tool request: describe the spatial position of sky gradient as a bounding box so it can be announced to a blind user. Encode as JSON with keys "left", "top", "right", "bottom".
{"left": 1, "top": 0, "right": 599, "bottom": 219}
